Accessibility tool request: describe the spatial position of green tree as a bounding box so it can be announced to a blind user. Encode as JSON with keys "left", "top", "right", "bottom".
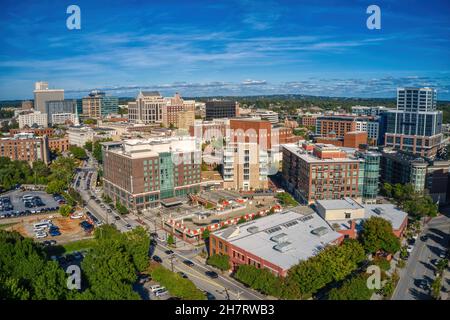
{"left": 167, "top": 234, "right": 175, "bottom": 246}
{"left": 360, "top": 216, "right": 401, "bottom": 254}
{"left": 206, "top": 254, "right": 230, "bottom": 271}
{"left": 84, "top": 141, "right": 93, "bottom": 152}
{"left": 69, "top": 145, "right": 88, "bottom": 160}
{"left": 80, "top": 239, "right": 140, "bottom": 300}
{"left": 115, "top": 200, "right": 129, "bottom": 215}
{"left": 201, "top": 229, "right": 210, "bottom": 240}
{"left": 327, "top": 274, "right": 373, "bottom": 300}
{"left": 276, "top": 192, "right": 298, "bottom": 207}
{"left": 46, "top": 180, "right": 67, "bottom": 194}
{"left": 59, "top": 204, "right": 73, "bottom": 217}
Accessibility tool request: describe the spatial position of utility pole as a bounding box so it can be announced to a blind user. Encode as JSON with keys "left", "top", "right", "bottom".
{"left": 169, "top": 254, "right": 176, "bottom": 272}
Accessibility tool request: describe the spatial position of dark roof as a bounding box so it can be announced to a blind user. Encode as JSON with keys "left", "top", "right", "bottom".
{"left": 141, "top": 91, "right": 161, "bottom": 97}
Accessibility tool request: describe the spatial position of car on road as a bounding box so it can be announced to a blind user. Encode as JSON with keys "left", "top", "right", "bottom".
{"left": 114, "top": 215, "right": 121, "bottom": 221}
{"left": 107, "top": 209, "right": 112, "bottom": 213}
{"left": 439, "top": 251, "right": 447, "bottom": 259}
{"left": 420, "top": 235, "right": 428, "bottom": 242}
{"left": 125, "top": 223, "right": 132, "bottom": 230}
{"left": 407, "top": 245, "right": 414, "bottom": 253}
{"left": 177, "top": 271, "right": 188, "bottom": 279}
{"left": 205, "top": 271, "right": 219, "bottom": 279}
{"left": 154, "top": 288, "right": 168, "bottom": 297}
{"left": 152, "top": 255, "right": 163, "bottom": 263}
{"left": 204, "top": 291, "right": 216, "bottom": 300}
{"left": 164, "top": 250, "right": 174, "bottom": 255}
{"left": 183, "top": 259, "right": 194, "bottom": 267}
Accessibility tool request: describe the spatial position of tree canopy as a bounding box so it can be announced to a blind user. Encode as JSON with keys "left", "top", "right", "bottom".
{"left": 360, "top": 216, "right": 401, "bottom": 254}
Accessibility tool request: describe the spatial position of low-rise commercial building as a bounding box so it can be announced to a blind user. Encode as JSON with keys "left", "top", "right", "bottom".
{"left": 315, "top": 197, "right": 408, "bottom": 238}
{"left": 209, "top": 206, "right": 343, "bottom": 277}
{"left": 67, "top": 126, "right": 95, "bottom": 147}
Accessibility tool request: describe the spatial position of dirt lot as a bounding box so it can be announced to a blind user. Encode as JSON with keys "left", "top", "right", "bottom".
{"left": 4, "top": 213, "right": 93, "bottom": 244}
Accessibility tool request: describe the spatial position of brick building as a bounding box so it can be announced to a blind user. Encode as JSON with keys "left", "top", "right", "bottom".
{"left": 209, "top": 206, "right": 343, "bottom": 277}
{"left": 282, "top": 143, "right": 361, "bottom": 204}
{"left": 48, "top": 136, "right": 70, "bottom": 153}
{"left": 103, "top": 137, "right": 201, "bottom": 211}
{"left": 0, "top": 133, "right": 49, "bottom": 164}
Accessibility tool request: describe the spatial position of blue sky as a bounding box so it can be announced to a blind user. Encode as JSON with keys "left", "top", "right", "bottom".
{"left": 0, "top": 0, "right": 449, "bottom": 100}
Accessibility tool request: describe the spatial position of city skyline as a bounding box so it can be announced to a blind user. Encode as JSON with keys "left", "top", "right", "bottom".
{"left": 0, "top": 0, "right": 449, "bottom": 100}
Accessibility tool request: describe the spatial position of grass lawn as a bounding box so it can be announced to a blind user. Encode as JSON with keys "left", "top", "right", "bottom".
{"left": 62, "top": 238, "right": 97, "bottom": 253}
{"left": 0, "top": 222, "right": 18, "bottom": 229}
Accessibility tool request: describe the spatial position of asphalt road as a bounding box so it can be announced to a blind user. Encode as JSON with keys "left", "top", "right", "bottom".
{"left": 151, "top": 240, "right": 264, "bottom": 300}
{"left": 392, "top": 213, "right": 450, "bottom": 300}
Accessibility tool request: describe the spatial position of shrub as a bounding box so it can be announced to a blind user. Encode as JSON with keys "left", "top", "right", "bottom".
{"left": 206, "top": 254, "right": 230, "bottom": 271}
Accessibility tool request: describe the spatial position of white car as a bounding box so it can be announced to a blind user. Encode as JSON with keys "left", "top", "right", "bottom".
{"left": 407, "top": 245, "right": 414, "bottom": 253}
{"left": 70, "top": 213, "right": 84, "bottom": 219}
{"left": 150, "top": 285, "right": 163, "bottom": 293}
{"left": 35, "top": 232, "right": 47, "bottom": 239}
{"left": 155, "top": 289, "right": 168, "bottom": 297}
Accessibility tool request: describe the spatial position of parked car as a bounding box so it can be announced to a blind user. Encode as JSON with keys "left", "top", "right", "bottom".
{"left": 138, "top": 275, "right": 151, "bottom": 284}
{"left": 165, "top": 250, "right": 174, "bottom": 255}
{"left": 150, "top": 285, "right": 163, "bottom": 293}
{"left": 35, "top": 232, "right": 47, "bottom": 239}
{"left": 177, "top": 272, "right": 188, "bottom": 279}
{"left": 152, "top": 255, "right": 163, "bottom": 263}
{"left": 420, "top": 235, "right": 428, "bottom": 242}
{"left": 407, "top": 245, "right": 414, "bottom": 253}
{"left": 125, "top": 224, "right": 132, "bottom": 230}
{"left": 114, "top": 215, "right": 121, "bottom": 221}
{"left": 154, "top": 288, "right": 168, "bottom": 297}
{"left": 439, "top": 251, "right": 447, "bottom": 259}
{"left": 183, "top": 260, "right": 194, "bottom": 267}
{"left": 205, "top": 291, "right": 216, "bottom": 300}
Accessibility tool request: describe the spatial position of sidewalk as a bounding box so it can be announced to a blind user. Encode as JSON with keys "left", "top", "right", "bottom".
{"left": 440, "top": 262, "right": 450, "bottom": 300}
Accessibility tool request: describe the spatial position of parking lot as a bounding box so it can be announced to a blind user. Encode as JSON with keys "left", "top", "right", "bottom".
{"left": 0, "top": 190, "right": 61, "bottom": 218}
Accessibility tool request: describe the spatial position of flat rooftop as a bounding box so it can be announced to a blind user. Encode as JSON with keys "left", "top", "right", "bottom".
{"left": 212, "top": 207, "right": 342, "bottom": 271}
{"left": 326, "top": 203, "right": 408, "bottom": 232}
{"left": 282, "top": 143, "right": 359, "bottom": 164}
{"left": 316, "top": 197, "right": 364, "bottom": 210}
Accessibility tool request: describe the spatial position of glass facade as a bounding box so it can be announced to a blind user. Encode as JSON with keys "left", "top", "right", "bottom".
{"left": 159, "top": 152, "right": 174, "bottom": 199}
{"left": 101, "top": 96, "right": 119, "bottom": 117}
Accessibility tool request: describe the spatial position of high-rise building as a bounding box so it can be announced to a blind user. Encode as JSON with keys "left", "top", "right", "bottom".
{"left": 380, "top": 148, "right": 428, "bottom": 192}
{"left": 0, "top": 133, "right": 49, "bottom": 164}
{"left": 162, "top": 93, "right": 195, "bottom": 129}
{"left": 356, "top": 150, "right": 381, "bottom": 203}
{"left": 45, "top": 99, "right": 78, "bottom": 125}
{"left": 205, "top": 100, "right": 239, "bottom": 120}
{"left": 385, "top": 87, "right": 444, "bottom": 158}
{"left": 82, "top": 90, "right": 118, "bottom": 119}
{"left": 33, "top": 81, "right": 64, "bottom": 113}
{"left": 222, "top": 142, "right": 269, "bottom": 191}
{"left": 103, "top": 136, "right": 202, "bottom": 210}
{"left": 128, "top": 91, "right": 165, "bottom": 124}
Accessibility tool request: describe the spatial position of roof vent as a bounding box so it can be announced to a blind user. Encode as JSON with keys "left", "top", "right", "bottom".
{"left": 311, "top": 226, "right": 329, "bottom": 236}
{"left": 270, "top": 232, "right": 288, "bottom": 243}
{"left": 247, "top": 226, "right": 259, "bottom": 234}
{"left": 273, "top": 242, "right": 293, "bottom": 253}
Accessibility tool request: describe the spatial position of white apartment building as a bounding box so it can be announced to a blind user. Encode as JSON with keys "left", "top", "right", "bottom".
{"left": 51, "top": 113, "right": 79, "bottom": 125}
{"left": 67, "top": 126, "right": 95, "bottom": 147}
{"left": 222, "top": 142, "right": 269, "bottom": 191}
{"left": 18, "top": 111, "right": 48, "bottom": 128}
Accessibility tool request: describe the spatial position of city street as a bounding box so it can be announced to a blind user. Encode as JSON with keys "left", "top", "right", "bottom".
{"left": 392, "top": 212, "right": 450, "bottom": 300}
{"left": 73, "top": 155, "right": 266, "bottom": 300}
